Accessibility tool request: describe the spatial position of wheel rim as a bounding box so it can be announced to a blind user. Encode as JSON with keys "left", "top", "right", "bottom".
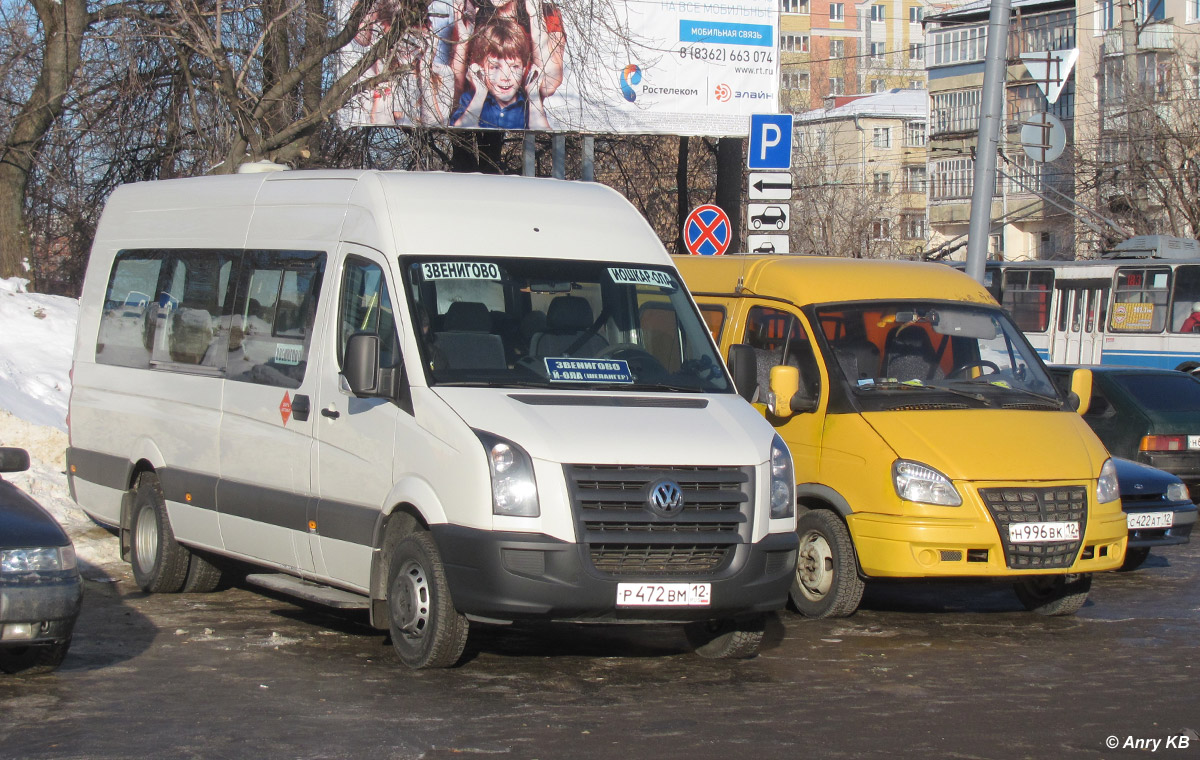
{"left": 797, "top": 529, "right": 834, "bottom": 601}
{"left": 134, "top": 505, "right": 159, "bottom": 575}
{"left": 392, "top": 559, "right": 432, "bottom": 639}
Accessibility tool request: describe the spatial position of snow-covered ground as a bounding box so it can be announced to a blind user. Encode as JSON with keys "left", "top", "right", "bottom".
{"left": 0, "top": 277, "right": 121, "bottom": 575}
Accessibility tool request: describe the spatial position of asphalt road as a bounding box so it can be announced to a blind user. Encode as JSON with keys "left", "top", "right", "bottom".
{"left": 2, "top": 540, "right": 1197, "bottom": 760}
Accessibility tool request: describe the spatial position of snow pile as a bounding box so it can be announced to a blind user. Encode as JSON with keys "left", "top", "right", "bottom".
{"left": 0, "top": 277, "right": 121, "bottom": 573}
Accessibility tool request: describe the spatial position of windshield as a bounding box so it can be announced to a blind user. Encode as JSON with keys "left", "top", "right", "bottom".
{"left": 402, "top": 257, "right": 731, "bottom": 392}
{"left": 812, "top": 301, "right": 1062, "bottom": 410}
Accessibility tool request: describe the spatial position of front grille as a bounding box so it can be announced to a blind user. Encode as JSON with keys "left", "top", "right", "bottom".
{"left": 979, "top": 486, "right": 1087, "bottom": 569}
{"left": 565, "top": 464, "right": 753, "bottom": 577}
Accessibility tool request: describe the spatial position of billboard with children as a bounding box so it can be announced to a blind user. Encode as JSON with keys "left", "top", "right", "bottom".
{"left": 336, "top": 0, "right": 780, "bottom": 136}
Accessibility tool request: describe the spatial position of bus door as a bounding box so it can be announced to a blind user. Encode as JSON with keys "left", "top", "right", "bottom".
{"left": 1054, "top": 280, "right": 1108, "bottom": 364}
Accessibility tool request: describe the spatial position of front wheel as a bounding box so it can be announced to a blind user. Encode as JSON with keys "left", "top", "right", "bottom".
{"left": 1014, "top": 573, "right": 1092, "bottom": 615}
{"left": 685, "top": 616, "right": 765, "bottom": 659}
{"left": 0, "top": 640, "right": 71, "bottom": 675}
{"left": 790, "top": 509, "right": 865, "bottom": 618}
{"left": 387, "top": 530, "right": 469, "bottom": 669}
{"left": 129, "top": 472, "right": 190, "bottom": 593}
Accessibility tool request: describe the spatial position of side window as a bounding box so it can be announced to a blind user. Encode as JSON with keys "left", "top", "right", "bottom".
{"left": 745, "top": 306, "right": 820, "bottom": 401}
{"left": 1170, "top": 265, "right": 1200, "bottom": 332}
{"left": 96, "top": 249, "right": 236, "bottom": 371}
{"left": 339, "top": 257, "right": 400, "bottom": 370}
{"left": 227, "top": 250, "right": 326, "bottom": 389}
{"left": 1001, "top": 269, "right": 1052, "bottom": 332}
{"left": 698, "top": 305, "right": 726, "bottom": 342}
{"left": 1110, "top": 266, "right": 1170, "bottom": 333}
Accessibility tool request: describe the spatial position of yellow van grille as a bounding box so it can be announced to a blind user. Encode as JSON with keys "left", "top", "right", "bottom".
{"left": 978, "top": 486, "right": 1087, "bottom": 569}
{"left": 565, "top": 464, "right": 752, "bottom": 577}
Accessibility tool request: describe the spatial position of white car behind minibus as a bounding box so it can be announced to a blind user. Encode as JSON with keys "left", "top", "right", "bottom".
{"left": 66, "top": 170, "right": 798, "bottom": 667}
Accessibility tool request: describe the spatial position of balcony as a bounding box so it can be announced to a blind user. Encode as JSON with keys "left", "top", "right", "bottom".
{"left": 1104, "top": 22, "right": 1174, "bottom": 56}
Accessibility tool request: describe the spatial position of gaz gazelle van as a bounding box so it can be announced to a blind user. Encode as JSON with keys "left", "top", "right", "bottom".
{"left": 66, "top": 170, "right": 798, "bottom": 668}
{"left": 675, "top": 255, "right": 1128, "bottom": 617}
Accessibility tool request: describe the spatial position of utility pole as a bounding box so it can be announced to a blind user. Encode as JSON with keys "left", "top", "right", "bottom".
{"left": 965, "top": 0, "right": 1012, "bottom": 283}
{"left": 1120, "top": 0, "right": 1142, "bottom": 228}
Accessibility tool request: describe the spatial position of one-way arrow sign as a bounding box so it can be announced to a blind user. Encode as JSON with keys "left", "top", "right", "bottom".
{"left": 749, "top": 172, "right": 792, "bottom": 200}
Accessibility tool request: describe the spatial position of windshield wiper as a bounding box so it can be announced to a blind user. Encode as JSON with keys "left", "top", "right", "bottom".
{"left": 861, "top": 379, "right": 991, "bottom": 405}
{"left": 972, "top": 383, "right": 1063, "bottom": 407}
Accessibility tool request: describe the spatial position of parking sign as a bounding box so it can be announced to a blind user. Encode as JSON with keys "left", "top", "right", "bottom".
{"left": 747, "top": 114, "right": 794, "bottom": 171}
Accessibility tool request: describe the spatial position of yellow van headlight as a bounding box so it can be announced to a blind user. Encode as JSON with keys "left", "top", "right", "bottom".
{"left": 1096, "top": 458, "right": 1120, "bottom": 505}
{"left": 892, "top": 460, "right": 962, "bottom": 506}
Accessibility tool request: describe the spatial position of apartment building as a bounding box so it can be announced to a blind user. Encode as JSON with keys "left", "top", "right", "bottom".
{"left": 791, "top": 89, "right": 930, "bottom": 257}
{"left": 924, "top": 0, "right": 1078, "bottom": 261}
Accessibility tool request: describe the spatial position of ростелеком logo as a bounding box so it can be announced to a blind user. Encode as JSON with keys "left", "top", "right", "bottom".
{"left": 620, "top": 64, "right": 643, "bottom": 102}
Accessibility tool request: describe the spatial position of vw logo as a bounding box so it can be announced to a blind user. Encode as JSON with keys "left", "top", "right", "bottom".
{"left": 648, "top": 480, "right": 685, "bottom": 517}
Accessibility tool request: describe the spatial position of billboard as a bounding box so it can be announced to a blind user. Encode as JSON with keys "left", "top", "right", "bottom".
{"left": 336, "top": 0, "right": 779, "bottom": 136}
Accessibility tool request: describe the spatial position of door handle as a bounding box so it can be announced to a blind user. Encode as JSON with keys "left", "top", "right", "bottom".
{"left": 321, "top": 406, "right": 340, "bottom": 420}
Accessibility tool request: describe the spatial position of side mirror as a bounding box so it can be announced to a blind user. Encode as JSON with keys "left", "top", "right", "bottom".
{"left": 769, "top": 366, "right": 800, "bottom": 419}
{"left": 727, "top": 344, "right": 757, "bottom": 402}
{"left": 0, "top": 447, "right": 31, "bottom": 474}
{"left": 1070, "top": 368, "right": 1093, "bottom": 416}
{"left": 342, "top": 332, "right": 382, "bottom": 397}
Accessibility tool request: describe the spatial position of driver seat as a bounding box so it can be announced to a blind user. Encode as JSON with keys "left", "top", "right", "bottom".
{"left": 530, "top": 296, "right": 608, "bottom": 358}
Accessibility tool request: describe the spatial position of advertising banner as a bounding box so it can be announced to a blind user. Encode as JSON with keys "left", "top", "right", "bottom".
{"left": 336, "top": 0, "right": 779, "bottom": 136}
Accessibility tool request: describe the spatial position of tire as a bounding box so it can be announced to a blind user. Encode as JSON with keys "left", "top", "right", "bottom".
{"left": 1119, "top": 547, "right": 1151, "bottom": 572}
{"left": 1174, "top": 361, "right": 1200, "bottom": 375}
{"left": 0, "top": 640, "right": 70, "bottom": 675}
{"left": 685, "top": 616, "right": 765, "bottom": 659}
{"left": 182, "top": 551, "right": 227, "bottom": 593}
{"left": 1014, "top": 573, "right": 1092, "bottom": 616}
{"left": 387, "top": 531, "right": 469, "bottom": 669}
{"left": 790, "top": 509, "right": 865, "bottom": 618}
{"left": 752, "top": 219, "right": 762, "bottom": 229}
{"left": 128, "top": 472, "right": 190, "bottom": 594}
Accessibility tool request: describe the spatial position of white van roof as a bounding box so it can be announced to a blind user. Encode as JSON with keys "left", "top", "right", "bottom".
{"left": 93, "top": 170, "right": 668, "bottom": 265}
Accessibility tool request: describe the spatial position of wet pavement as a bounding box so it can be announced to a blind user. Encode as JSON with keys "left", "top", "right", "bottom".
{"left": 1, "top": 542, "right": 1197, "bottom": 760}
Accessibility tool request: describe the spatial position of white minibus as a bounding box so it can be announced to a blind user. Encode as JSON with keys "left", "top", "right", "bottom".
{"left": 66, "top": 170, "right": 798, "bottom": 667}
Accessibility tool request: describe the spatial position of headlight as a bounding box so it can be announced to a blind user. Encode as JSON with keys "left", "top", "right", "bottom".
{"left": 1096, "top": 458, "right": 1120, "bottom": 504}
{"left": 474, "top": 430, "right": 539, "bottom": 517}
{"left": 0, "top": 545, "right": 76, "bottom": 574}
{"left": 769, "top": 434, "right": 795, "bottom": 519}
{"left": 893, "top": 459, "right": 962, "bottom": 506}
{"left": 1167, "top": 482, "right": 1190, "bottom": 503}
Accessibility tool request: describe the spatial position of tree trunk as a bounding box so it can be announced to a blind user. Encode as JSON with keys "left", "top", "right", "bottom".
{"left": 0, "top": 0, "right": 88, "bottom": 282}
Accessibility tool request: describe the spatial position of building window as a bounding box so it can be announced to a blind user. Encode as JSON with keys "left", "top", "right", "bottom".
{"left": 830, "top": 3, "right": 844, "bottom": 21}
{"left": 1097, "top": 0, "right": 1116, "bottom": 31}
{"left": 929, "top": 25, "right": 988, "bottom": 66}
{"left": 905, "top": 166, "right": 927, "bottom": 192}
{"left": 909, "top": 42, "right": 924, "bottom": 60}
{"left": 1189, "top": 0, "right": 1199, "bottom": 22}
{"left": 910, "top": 79, "right": 925, "bottom": 89}
{"left": 1136, "top": 0, "right": 1166, "bottom": 22}
{"left": 872, "top": 218, "right": 892, "bottom": 239}
{"left": 782, "top": 34, "right": 811, "bottom": 52}
{"left": 903, "top": 214, "right": 927, "bottom": 239}
{"left": 910, "top": 6, "right": 924, "bottom": 22}
{"left": 783, "top": 70, "right": 810, "bottom": 91}
{"left": 905, "top": 120, "right": 926, "bottom": 146}
{"left": 871, "top": 42, "right": 886, "bottom": 59}
{"left": 830, "top": 39, "right": 845, "bottom": 58}
{"left": 871, "top": 4, "right": 886, "bottom": 21}
{"left": 931, "top": 88, "right": 982, "bottom": 134}
{"left": 829, "top": 77, "right": 845, "bottom": 95}
{"left": 873, "top": 172, "right": 892, "bottom": 194}
{"left": 872, "top": 127, "right": 892, "bottom": 148}
{"left": 871, "top": 78, "right": 887, "bottom": 92}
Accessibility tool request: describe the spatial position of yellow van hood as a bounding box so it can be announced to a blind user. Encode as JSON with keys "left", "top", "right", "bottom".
{"left": 860, "top": 409, "right": 1108, "bottom": 482}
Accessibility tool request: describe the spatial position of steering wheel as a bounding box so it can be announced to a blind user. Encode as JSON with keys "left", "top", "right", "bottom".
{"left": 596, "top": 343, "right": 668, "bottom": 380}
{"left": 949, "top": 360, "right": 1000, "bottom": 380}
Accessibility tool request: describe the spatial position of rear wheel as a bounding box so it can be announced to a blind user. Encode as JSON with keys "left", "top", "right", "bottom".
{"left": 387, "top": 530, "right": 469, "bottom": 669}
{"left": 1119, "top": 547, "right": 1151, "bottom": 572}
{"left": 790, "top": 509, "right": 865, "bottom": 618}
{"left": 0, "top": 639, "right": 71, "bottom": 675}
{"left": 182, "top": 551, "right": 227, "bottom": 593}
{"left": 1014, "top": 573, "right": 1092, "bottom": 615}
{"left": 685, "top": 616, "right": 765, "bottom": 659}
{"left": 128, "top": 472, "right": 190, "bottom": 594}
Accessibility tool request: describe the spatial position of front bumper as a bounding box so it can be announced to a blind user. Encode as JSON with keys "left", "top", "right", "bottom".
{"left": 1126, "top": 505, "right": 1197, "bottom": 549}
{"left": 430, "top": 525, "right": 798, "bottom": 623}
{"left": 848, "top": 507, "right": 1128, "bottom": 578}
{"left": 0, "top": 572, "right": 83, "bottom": 645}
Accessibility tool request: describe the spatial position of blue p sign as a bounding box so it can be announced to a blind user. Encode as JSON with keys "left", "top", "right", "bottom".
{"left": 747, "top": 114, "right": 794, "bottom": 171}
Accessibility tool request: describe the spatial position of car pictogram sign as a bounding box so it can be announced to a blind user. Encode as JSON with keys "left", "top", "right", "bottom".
{"left": 683, "top": 204, "right": 732, "bottom": 256}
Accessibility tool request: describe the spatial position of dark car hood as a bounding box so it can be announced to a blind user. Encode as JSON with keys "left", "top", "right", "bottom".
{"left": 0, "top": 479, "right": 70, "bottom": 548}
{"left": 1113, "top": 456, "right": 1181, "bottom": 497}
